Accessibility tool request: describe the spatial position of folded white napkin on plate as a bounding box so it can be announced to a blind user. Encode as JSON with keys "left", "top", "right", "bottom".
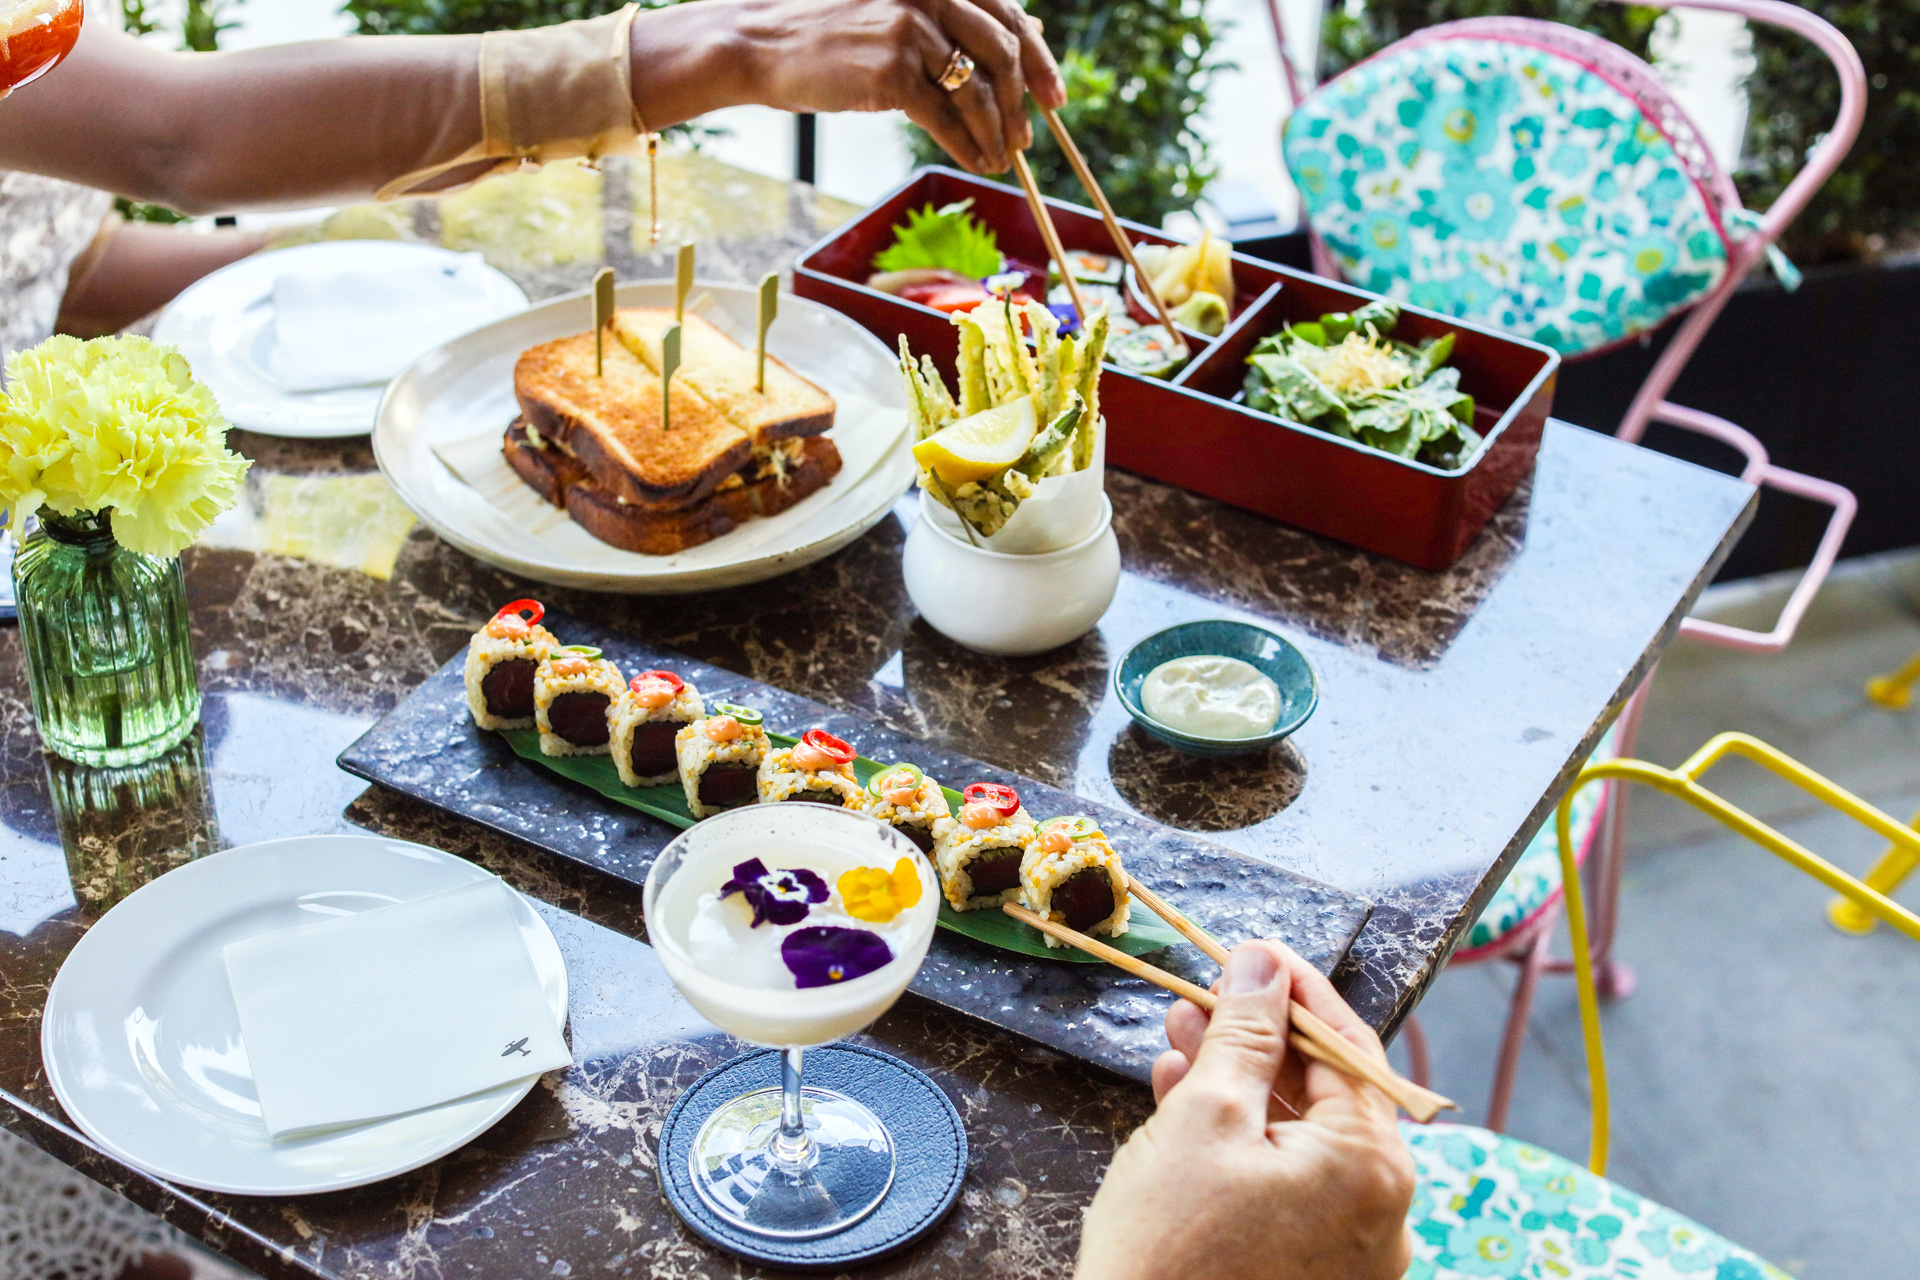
{"left": 271, "top": 254, "right": 504, "bottom": 393}
{"left": 223, "top": 878, "right": 570, "bottom": 1140}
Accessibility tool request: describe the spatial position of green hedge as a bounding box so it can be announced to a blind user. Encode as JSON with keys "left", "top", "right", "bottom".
{"left": 342, "top": 0, "right": 628, "bottom": 34}
{"left": 1320, "top": 0, "right": 1658, "bottom": 76}
{"left": 1742, "top": 0, "right": 1920, "bottom": 263}
{"left": 907, "top": 0, "right": 1221, "bottom": 227}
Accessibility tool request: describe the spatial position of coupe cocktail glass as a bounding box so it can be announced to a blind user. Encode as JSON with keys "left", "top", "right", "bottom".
{"left": 0, "top": 0, "right": 82, "bottom": 98}
{"left": 645, "top": 803, "right": 939, "bottom": 1238}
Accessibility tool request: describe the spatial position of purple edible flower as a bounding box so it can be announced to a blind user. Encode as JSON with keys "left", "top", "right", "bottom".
{"left": 781, "top": 927, "right": 894, "bottom": 988}
{"left": 1047, "top": 302, "right": 1081, "bottom": 335}
{"left": 719, "top": 857, "right": 829, "bottom": 927}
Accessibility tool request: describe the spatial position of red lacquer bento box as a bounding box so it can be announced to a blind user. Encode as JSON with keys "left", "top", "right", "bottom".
{"left": 793, "top": 168, "right": 1561, "bottom": 571}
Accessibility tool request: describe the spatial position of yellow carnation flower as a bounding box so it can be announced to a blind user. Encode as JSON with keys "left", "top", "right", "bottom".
{"left": 0, "top": 335, "right": 248, "bottom": 557}
{"left": 837, "top": 857, "right": 925, "bottom": 924}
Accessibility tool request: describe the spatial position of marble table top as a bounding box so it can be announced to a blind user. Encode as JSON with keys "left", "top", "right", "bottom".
{"left": 0, "top": 154, "right": 1755, "bottom": 1279}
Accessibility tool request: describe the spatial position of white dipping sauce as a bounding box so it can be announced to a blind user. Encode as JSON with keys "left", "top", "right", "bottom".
{"left": 1141, "top": 655, "right": 1283, "bottom": 739}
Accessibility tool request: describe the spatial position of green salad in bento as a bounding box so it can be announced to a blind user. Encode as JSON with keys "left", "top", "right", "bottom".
{"left": 897, "top": 299, "right": 1106, "bottom": 539}
{"left": 1241, "top": 299, "right": 1482, "bottom": 470}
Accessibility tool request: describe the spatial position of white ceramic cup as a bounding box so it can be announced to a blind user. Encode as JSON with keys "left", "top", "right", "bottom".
{"left": 902, "top": 489, "right": 1120, "bottom": 655}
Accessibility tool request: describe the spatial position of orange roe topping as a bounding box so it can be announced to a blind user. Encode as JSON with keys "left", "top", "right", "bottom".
{"left": 960, "top": 802, "right": 1003, "bottom": 830}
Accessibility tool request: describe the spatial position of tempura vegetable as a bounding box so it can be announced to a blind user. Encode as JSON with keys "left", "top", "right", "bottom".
{"left": 897, "top": 298, "right": 1106, "bottom": 539}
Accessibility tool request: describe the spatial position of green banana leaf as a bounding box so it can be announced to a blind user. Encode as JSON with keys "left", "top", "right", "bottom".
{"left": 499, "top": 728, "right": 1185, "bottom": 963}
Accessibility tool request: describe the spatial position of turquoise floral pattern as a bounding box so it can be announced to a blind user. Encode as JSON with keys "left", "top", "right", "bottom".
{"left": 1404, "top": 1123, "right": 1792, "bottom": 1279}
{"left": 1464, "top": 731, "right": 1614, "bottom": 952}
{"left": 1284, "top": 37, "right": 1730, "bottom": 356}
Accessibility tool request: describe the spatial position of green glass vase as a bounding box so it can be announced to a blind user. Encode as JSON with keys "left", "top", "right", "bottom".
{"left": 13, "top": 508, "right": 201, "bottom": 767}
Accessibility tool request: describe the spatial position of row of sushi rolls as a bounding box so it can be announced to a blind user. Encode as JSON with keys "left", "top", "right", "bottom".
{"left": 464, "top": 599, "right": 1131, "bottom": 946}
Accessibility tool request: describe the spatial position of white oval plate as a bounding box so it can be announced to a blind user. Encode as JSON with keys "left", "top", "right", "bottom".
{"left": 154, "top": 241, "right": 530, "bottom": 439}
{"left": 42, "top": 834, "right": 567, "bottom": 1196}
{"left": 372, "top": 279, "right": 915, "bottom": 595}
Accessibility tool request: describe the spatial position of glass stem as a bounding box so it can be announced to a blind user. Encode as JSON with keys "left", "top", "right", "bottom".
{"left": 772, "top": 1046, "right": 812, "bottom": 1170}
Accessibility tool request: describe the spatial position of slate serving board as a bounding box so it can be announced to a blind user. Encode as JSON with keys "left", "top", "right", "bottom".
{"left": 338, "top": 613, "right": 1374, "bottom": 1083}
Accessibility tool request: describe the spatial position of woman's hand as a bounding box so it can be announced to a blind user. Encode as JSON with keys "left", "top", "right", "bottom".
{"left": 629, "top": 0, "right": 1065, "bottom": 174}
{"left": 1074, "top": 941, "right": 1416, "bottom": 1280}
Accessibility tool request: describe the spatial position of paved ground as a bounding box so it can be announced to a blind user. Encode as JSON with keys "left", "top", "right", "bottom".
{"left": 1400, "top": 548, "right": 1920, "bottom": 1279}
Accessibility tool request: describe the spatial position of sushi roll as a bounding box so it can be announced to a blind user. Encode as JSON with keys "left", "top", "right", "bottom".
{"left": 858, "top": 762, "right": 953, "bottom": 855}
{"left": 1022, "top": 814, "right": 1131, "bottom": 946}
{"left": 610, "top": 669, "right": 704, "bottom": 787}
{"left": 463, "top": 598, "right": 560, "bottom": 729}
{"left": 677, "top": 702, "right": 770, "bottom": 817}
{"left": 534, "top": 644, "right": 623, "bottom": 757}
{"left": 933, "top": 782, "right": 1036, "bottom": 912}
{"left": 758, "top": 729, "right": 863, "bottom": 807}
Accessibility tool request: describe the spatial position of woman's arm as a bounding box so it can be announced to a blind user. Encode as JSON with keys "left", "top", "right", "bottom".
{"left": 0, "top": 0, "right": 1062, "bottom": 216}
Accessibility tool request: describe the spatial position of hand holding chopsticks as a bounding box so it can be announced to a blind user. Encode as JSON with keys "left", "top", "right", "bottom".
{"left": 1003, "top": 889, "right": 1455, "bottom": 1122}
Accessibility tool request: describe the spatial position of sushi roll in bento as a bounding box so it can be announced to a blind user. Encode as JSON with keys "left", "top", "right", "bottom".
{"left": 758, "top": 729, "right": 863, "bottom": 807}
{"left": 611, "top": 669, "right": 704, "bottom": 787}
{"left": 534, "top": 645, "right": 623, "bottom": 757}
{"left": 1023, "top": 814, "right": 1131, "bottom": 945}
{"left": 933, "top": 782, "right": 1036, "bottom": 912}
{"left": 677, "top": 702, "right": 770, "bottom": 817}
{"left": 464, "top": 598, "right": 560, "bottom": 729}
{"left": 859, "top": 763, "right": 953, "bottom": 855}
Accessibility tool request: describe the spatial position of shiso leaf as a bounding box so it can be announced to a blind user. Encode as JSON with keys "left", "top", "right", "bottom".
{"left": 872, "top": 199, "right": 1003, "bottom": 279}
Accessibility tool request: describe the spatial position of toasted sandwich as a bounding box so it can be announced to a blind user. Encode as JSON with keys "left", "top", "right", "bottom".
{"left": 505, "top": 312, "right": 840, "bottom": 555}
{"left": 607, "top": 308, "right": 835, "bottom": 445}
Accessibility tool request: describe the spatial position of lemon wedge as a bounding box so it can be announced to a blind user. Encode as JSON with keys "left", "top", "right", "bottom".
{"left": 912, "top": 397, "right": 1038, "bottom": 485}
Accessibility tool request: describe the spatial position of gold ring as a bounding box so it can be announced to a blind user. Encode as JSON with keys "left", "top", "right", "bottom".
{"left": 936, "top": 49, "right": 975, "bottom": 92}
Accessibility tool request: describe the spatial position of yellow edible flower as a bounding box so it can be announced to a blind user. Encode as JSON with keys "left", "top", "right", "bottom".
{"left": 0, "top": 335, "right": 249, "bottom": 556}
{"left": 837, "top": 858, "right": 924, "bottom": 924}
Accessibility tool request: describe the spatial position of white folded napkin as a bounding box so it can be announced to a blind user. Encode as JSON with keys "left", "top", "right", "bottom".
{"left": 270, "top": 253, "right": 506, "bottom": 393}
{"left": 223, "top": 878, "right": 570, "bottom": 1140}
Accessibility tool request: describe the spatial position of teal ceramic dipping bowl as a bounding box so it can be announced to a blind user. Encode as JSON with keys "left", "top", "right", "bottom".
{"left": 1113, "top": 620, "right": 1318, "bottom": 757}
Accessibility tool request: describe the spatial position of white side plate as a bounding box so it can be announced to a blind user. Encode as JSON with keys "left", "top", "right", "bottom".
{"left": 372, "top": 279, "right": 916, "bottom": 595}
{"left": 154, "top": 241, "right": 530, "bottom": 439}
{"left": 42, "top": 834, "right": 568, "bottom": 1196}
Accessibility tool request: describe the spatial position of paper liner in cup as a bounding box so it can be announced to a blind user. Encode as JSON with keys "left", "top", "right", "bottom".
{"left": 922, "top": 419, "right": 1107, "bottom": 555}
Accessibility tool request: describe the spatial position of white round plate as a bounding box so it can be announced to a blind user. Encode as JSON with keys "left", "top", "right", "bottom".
{"left": 154, "top": 241, "right": 530, "bottom": 439}
{"left": 373, "top": 279, "right": 915, "bottom": 595}
{"left": 42, "top": 834, "right": 568, "bottom": 1196}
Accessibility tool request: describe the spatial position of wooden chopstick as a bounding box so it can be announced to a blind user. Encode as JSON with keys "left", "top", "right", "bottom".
{"left": 1123, "top": 878, "right": 1453, "bottom": 1121}
{"left": 1008, "top": 893, "right": 1456, "bottom": 1122}
{"left": 1037, "top": 105, "right": 1187, "bottom": 351}
{"left": 1007, "top": 901, "right": 1219, "bottom": 1005}
{"left": 1010, "top": 150, "right": 1090, "bottom": 328}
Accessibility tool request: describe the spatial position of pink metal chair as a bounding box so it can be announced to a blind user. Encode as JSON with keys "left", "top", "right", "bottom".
{"left": 1278, "top": 0, "right": 1865, "bottom": 1127}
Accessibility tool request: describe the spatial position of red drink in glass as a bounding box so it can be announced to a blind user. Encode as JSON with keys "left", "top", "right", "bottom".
{"left": 0, "top": 0, "right": 82, "bottom": 98}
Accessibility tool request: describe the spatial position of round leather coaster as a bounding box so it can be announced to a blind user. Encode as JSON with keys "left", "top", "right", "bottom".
{"left": 658, "top": 1044, "right": 967, "bottom": 1271}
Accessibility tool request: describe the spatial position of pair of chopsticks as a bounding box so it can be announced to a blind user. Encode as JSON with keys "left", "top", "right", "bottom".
{"left": 1004, "top": 107, "right": 1187, "bottom": 352}
{"left": 1003, "top": 881, "right": 1455, "bottom": 1122}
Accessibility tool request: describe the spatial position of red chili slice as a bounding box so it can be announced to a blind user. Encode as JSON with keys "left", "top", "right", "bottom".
{"left": 493, "top": 598, "right": 544, "bottom": 626}
{"left": 630, "top": 669, "right": 685, "bottom": 695}
{"left": 963, "top": 782, "right": 1020, "bottom": 816}
{"left": 801, "top": 729, "right": 855, "bottom": 765}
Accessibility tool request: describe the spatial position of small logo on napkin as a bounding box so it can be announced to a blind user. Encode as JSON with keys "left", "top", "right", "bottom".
{"left": 502, "top": 1037, "right": 532, "bottom": 1057}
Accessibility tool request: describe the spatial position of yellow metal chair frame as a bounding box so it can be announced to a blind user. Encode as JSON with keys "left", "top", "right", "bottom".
{"left": 1865, "top": 649, "right": 1920, "bottom": 711}
{"left": 1831, "top": 652, "right": 1920, "bottom": 934}
{"left": 1549, "top": 732, "right": 1920, "bottom": 1177}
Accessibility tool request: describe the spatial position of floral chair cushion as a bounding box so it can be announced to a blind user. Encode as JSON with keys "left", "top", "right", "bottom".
{"left": 1283, "top": 21, "right": 1737, "bottom": 356}
{"left": 1403, "top": 1122, "right": 1790, "bottom": 1279}
{"left": 1463, "top": 730, "right": 1614, "bottom": 954}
